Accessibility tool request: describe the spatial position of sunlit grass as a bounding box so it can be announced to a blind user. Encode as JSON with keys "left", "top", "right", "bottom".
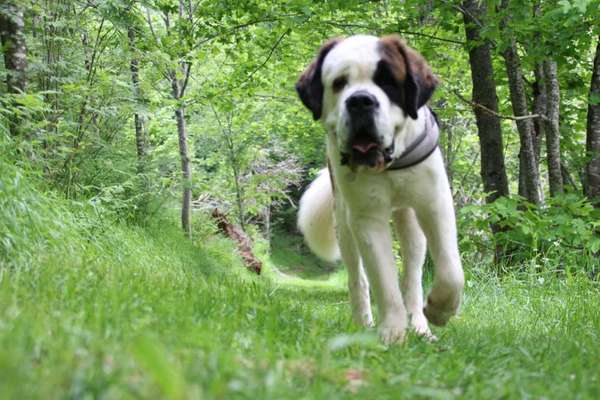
{"left": 1, "top": 172, "right": 599, "bottom": 398}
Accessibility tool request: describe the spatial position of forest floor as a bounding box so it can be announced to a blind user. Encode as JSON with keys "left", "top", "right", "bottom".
{"left": 1, "top": 217, "right": 600, "bottom": 399}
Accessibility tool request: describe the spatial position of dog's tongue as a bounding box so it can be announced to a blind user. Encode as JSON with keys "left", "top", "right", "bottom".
{"left": 352, "top": 142, "right": 377, "bottom": 154}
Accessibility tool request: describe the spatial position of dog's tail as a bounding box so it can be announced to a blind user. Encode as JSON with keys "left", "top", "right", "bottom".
{"left": 297, "top": 169, "right": 340, "bottom": 263}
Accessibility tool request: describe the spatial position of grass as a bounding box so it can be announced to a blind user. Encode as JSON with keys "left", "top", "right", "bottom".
{"left": 1, "top": 168, "right": 600, "bottom": 399}
{"left": 269, "top": 228, "right": 337, "bottom": 279}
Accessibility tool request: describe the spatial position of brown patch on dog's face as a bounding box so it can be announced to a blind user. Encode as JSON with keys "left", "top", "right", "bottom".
{"left": 296, "top": 38, "right": 343, "bottom": 120}
{"left": 375, "top": 35, "right": 439, "bottom": 119}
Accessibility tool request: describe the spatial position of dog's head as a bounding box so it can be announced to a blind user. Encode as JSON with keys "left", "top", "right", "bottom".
{"left": 296, "top": 35, "right": 438, "bottom": 170}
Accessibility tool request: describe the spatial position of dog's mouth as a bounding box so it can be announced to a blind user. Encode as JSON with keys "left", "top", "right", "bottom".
{"left": 352, "top": 140, "right": 378, "bottom": 154}
{"left": 341, "top": 137, "right": 395, "bottom": 171}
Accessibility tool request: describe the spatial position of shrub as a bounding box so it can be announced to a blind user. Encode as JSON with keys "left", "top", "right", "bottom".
{"left": 459, "top": 195, "right": 600, "bottom": 274}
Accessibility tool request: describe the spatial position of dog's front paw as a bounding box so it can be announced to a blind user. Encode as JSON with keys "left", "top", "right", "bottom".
{"left": 378, "top": 316, "right": 407, "bottom": 345}
{"left": 410, "top": 313, "right": 437, "bottom": 341}
{"left": 353, "top": 310, "right": 374, "bottom": 328}
{"left": 424, "top": 276, "right": 463, "bottom": 327}
{"left": 423, "top": 294, "right": 460, "bottom": 327}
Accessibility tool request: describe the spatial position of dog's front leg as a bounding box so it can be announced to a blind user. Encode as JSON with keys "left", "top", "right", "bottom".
{"left": 336, "top": 200, "right": 372, "bottom": 327}
{"left": 393, "top": 208, "right": 432, "bottom": 338}
{"left": 349, "top": 212, "right": 407, "bottom": 344}
{"left": 415, "top": 193, "right": 465, "bottom": 327}
{"left": 337, "top": 216, "right": 373, "bottom": 328}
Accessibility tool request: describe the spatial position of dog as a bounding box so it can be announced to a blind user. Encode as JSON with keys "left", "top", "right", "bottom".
{"left": 295, "top": 35, "right": 464, "bottom": 344}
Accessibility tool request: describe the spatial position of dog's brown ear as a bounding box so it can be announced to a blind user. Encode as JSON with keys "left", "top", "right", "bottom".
{"left": 295, "top": 38, "right": 342, "bottom": 120}
{"left": 378, "top": 35, "right": 439, "bottom": 119}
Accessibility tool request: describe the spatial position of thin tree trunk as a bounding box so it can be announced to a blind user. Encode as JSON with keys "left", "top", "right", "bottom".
{"left": 503, "top": 39, "right": 542, "bottom": 204}
{"left": 445, "top": 122, "right": 454, "bottom": 192}
{"left": 585, "top": 37, "right": 600, "bottom": 205}
{"left": 165, "top": 0, "right": 194, "bottom": 238}
{"left": 128, "top": 26, "right": 148, "bottom": 172}
{"left": 561, "top": 162, "right": 577, "bottom": 192}
{"left": 171, "top": 76, "right": 192, "bottom": 238}
{"left": 531, "top": 2, "right": 544, "bottom": 164}
{"left": 543, "top": 59, "right": 564, "bottom": 196}
{"left": 263, "top": 202, "right": 271, "bottom": 248}
{"left": 462, "top": 0, "right": 510, "bottom": 204}
{"left": 0, "top": 1, "right": 27, "bottom": 137}
{"left": 532, "top": 63, "right": 546, "bottom": 165}
{"left": 228, "top": 139, "right": 245, "bottom": 231}
{"left": 499, "top": 0, "right": 542, "bottom": 204}
{"left": 518, "top": 149, "right": 527, "bottom": 198}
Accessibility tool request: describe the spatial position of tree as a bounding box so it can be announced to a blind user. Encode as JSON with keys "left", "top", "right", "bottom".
{"left": 210, "top": 105, "right": 246, "bottom": 231}
{"left": 0, "top": 1, "right": 27, "bottom": 137}
{"left": 502, "top": 40, "right": 542, "bottom": 204}
{"left": 144, "top": 0, "right": 195, "bottom": 237}
{"left": 128, "top": 25, "right": 148, "bottom": 172}
{"left": 461, "top": 0, "right": 509, "bottom": 204}
{"left": 543, "top": 60, "right": 563, "bottom": 196}
{"left": 585, "top": 36, "right": 600, "bottom": 204}
{"left": 500, "top": 0, "right": 542, "bottom": 204}
{"left": 531, "top": 64, "right": 545, "bottom": 169}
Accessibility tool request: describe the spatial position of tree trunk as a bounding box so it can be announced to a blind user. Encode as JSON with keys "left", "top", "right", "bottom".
{"left": 561, "top": 162, "right": 577, "bottom": 192}
{"left": 585, "top": 37, "right": 600, "bottom": 205}
{"left": 502, "top": 40, "right": 542, "bottom": 204}
{"left": 0, "top": 1, "right": 27, "bottom": 137}
{"left": 171, "top": 76, "right": 192, "bottom": 238}
{"left": 543, "top": 59, "right": 564, "bottom": 196}
{"left": 166, "top": 0, "right": 194, "bottom": 238}
{"left": 527, "top": 2, "right": 545, "bottom": 200}
{"left": 128, "top": 26, "right": 148, "bottom": 172}
{"left": 517, "top": 149, "right": 527, "bottom": 199}
{"left": 532, "top": 63, "right": 546, "bottom": 164}
{"left": 223, "top": 125, "right": 246, "bottom": 231}
{"left": 462, "top": 0, "right": 510, "bottom": 204}
{"left": 445, "top": 121, "right": 454, "bottom": 193}
{"left": 0, "top": 2, "right": 26, "bottom": 94}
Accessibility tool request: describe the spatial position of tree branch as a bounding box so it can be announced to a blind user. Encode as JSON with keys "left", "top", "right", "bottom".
{"left": 243, "top": 28, "right": 290, "bottom": 84}
{"left": 193, "top": 17, "right": 284, "bottom": 49}
{"left": 451, "top": 89, "right": 547, "bottom": 121}
{"left": 441, "top": 0, "right": 484, "bottom": 29}
{"left": 145, "top": 7, "right": 160, "bottom": 45}
{"left": 321, "top": 20, "right": 465, "bottom": 45}
{"left": 179, "top": 62, "right": 192, "bottom": 96}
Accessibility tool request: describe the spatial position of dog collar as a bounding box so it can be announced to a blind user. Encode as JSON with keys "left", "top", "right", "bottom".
{"left": 386, "top": 107, "right": 439, "bottom": 171}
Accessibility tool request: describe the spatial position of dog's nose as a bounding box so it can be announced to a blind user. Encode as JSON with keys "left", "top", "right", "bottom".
{"left": 346, "top": 92, "right": 379, "bottom": 112}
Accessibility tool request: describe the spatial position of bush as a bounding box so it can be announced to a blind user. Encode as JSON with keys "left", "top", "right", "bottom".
{"left": 459, "top": 195, "right": 600, "bottom": 274}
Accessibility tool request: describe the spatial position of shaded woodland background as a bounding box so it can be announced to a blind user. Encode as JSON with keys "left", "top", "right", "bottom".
{"left": 1, "top": 0, "right": 599, "bottom": 271}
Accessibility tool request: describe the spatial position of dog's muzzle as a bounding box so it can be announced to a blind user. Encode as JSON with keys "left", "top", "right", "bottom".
{"left": 341, "top": 91, "right": 393, "bottom": 169}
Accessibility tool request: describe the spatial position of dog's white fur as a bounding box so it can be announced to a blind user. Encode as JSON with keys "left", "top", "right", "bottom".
{"left": 297, "top": 35, "right": 464, "bottom": 344}
{"left": 297, "top": 169, "right": 339, "bottom": 262}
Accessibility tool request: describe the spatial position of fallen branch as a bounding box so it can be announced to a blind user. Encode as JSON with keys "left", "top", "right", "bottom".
{"left": 451, "top": 89, "right": 548, "bottom": 121}
{"left": 211, "top": 208, "right": 262, "bottom": 275}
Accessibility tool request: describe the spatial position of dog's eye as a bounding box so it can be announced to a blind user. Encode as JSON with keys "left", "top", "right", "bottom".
{"left": 332, "top": 76, "right": 348, "bottom": 92}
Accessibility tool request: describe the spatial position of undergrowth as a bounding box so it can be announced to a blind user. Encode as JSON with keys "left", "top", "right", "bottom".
{"left": 2, "top": 153, "right": 600, "bottom": 398}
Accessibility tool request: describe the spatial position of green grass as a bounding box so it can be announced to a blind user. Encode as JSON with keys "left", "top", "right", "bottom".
{"left": 269, "top": 228, "right": 337, "bottom": 280}
{"left": 2, "top": 168, "right": 600, "bottom": 399}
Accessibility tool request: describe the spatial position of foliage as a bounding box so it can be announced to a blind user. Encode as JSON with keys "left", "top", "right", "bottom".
{"left": 459, "top": 194, "right": 600, "bottom": 272}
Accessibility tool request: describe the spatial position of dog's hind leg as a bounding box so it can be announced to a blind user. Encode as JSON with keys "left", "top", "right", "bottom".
{"left": 393, "top": 208, "right": 433, "bottom": 338}
{"left": 415, "top": 190, "right": 464, "bottom": 327}
{"left": 337, "top": 207, "right": 373, "bottom": 327}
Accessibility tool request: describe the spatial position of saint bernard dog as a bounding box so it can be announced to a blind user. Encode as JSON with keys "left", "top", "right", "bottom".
{"left": 296, "top": 35, "right": 464, "bottom": 344}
